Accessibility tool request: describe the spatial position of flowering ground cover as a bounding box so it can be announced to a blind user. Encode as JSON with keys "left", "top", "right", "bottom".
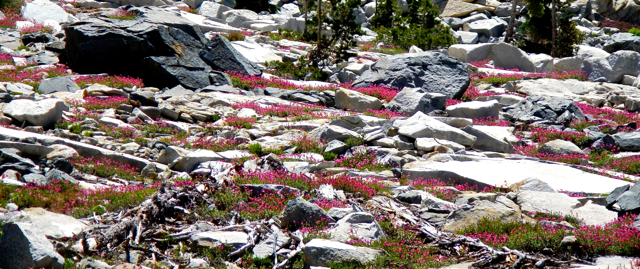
{"left": 0, "top": 179, "right": 159, "bottom": 218}
{"left": 334, "top": 148, "right": 395, "bottom": 172}
{"left": 75, "top": 75, "right": 145, "bottom": 89}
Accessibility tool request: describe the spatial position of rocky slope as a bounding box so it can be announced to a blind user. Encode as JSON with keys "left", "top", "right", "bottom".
{"left": 1, "top": 0, "right": 640, "bottom": 268}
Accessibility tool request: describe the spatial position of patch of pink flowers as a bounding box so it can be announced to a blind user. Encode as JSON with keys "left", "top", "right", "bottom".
{"left": 20, "top": 24, "right": 53, "bottom": 34}
{"left": 227, "top": 71, "right": 338, "bottom": 91}
{"left": 70, "top": 96, "right": 129, "bottom": 110}
{"left": 515, "top": 144, "right": 587, "bottom": 165}
{"left": 446, "top": 99, "right": 462, "bottom": 107}
{"left": 75, "top": 75, "right": 144, "bottom": 89}
{"left": 346, "top": 84, "right": 400, "bottom": 102}
{"left": 232, "top": 101, "right": 332, "bottom": 120}
{"left": 362, "top": 108, "right": 405, "bottom": 119}
{"left": 576, "top": 103, "right": 640, "bottom": 125}
{"left": 530, "top": 127, "right": 589, "bottom": 145}
{"left": 474, "top": 117, "right": 510, "bottom": 126}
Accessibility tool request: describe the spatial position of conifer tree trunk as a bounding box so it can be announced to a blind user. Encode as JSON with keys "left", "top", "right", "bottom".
{"left": 504, "top": 0, "right": 518, "bottom": 42}
{"left": 551, "top": 0, "right": 558, "bottom": 57}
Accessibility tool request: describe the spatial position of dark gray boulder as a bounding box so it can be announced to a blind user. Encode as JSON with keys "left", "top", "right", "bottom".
{"left": 200, "top": 34, "right": 261, "bottom": 76}
{"left": 64, "top": 7, "right": 260, "bottom": 89}
{"left": 385, "top": 87, "right": 447, "bottom": 116}
{"left": 351, "top": 52, "right": 470, "bottom": 99}
{"left": 503, "top": 96, "right": 586, "bottom": 123}
{"left": 0, "top": 223, "right": 64, "bottom": 269}
{"left": 281, "top": 197, "right": 334, "bottom": 230}
{"left": 38, "top": 77, "right": 80, "bottom": 94}
{"left": 603, "top": 33, "right": 640, "bottom": 53}
{"left": 613, "top": 132, "right": 640, "bottom": 151}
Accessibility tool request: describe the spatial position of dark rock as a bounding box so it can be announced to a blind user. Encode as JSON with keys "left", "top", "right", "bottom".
{"left": 209, "top": 70, "right": 232, "bottom": 86}
{"left": 139, "top": 106, "right": 160, "bottom": 120}
{"left": 51, "top": 158, "right": 73, "bottom": 174}
{"left": 45, "top": 169, "right": 78, "bottom": 184}
{"left": 22, "top": 173, "right": 47, "bottom": 185}
{"left": 45, "top": 41, "right": 66, "bottom": 53}
{"left": 241, "top": 184, "right": 300, "bottom": 196}
{"left": 613, "top": 132, "right": 640, "bottom": 151}
{"left": 503, "top": 96, "right": 586, "bottom": 123}
{"left": 386, "top": 87, "right": 447, "bottom": 116}
{"left": 324, "top": 140, "right": 349, "bottom": 155}
{"left": 351, "top": 52, "right": 470, "bottom": 99}
{"left": 281, "top": 197, "right": 334, "bottom": 230}
{"left": 37, "top": 77, "right": 80, "bottom": 94}
{"left": 397, "top": 190, "right": 425, "bottom": 204}
{"left": 615, "top": 183, "right": 640, "bottom": 213}
{"left": 0, "top": 93, "right": 13, "bottom": 103}
{"left": 197, "top": 84, "right": 240, "bottom": 94}
{"left": 263, "top": 87, "right": 287, "bottom": 97}
{"left": 20, "top": 32, "right": 54, "bottom": 44}
{"left": 603, "top": 33, "right": 640, "bottom": 53}
{"left": 64, "top": 7, "right": 257, "bottom": 89}
{"left": 199, "top": 34, "right": 261, "bottom": 76}
{"left": 130, "top": 91, "right": 158, "bottom": 107}
{"left": 607, "top": 184, "right": 631, "bottom": 206}
{"left": 0, "top": 222, "right": 64, "bottom": 269}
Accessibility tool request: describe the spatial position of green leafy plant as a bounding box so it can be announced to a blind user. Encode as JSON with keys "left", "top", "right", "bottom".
{"left": 248, "top": 143, "right": 264, "bottom": 156}
{"left": 629, "top": 27, "right": 640, "bottom": 36}
{"left": 373, "top": 0, "right": 455, "bottom": 50}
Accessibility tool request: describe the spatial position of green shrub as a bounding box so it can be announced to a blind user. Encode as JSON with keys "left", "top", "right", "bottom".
{"left": 322, "top": 152, "right": 337, "bottom": 161}
{"left": 248, "top": 143, "right": 263, "bottom": 156}
{"left": 629, "top": 27, "right": 640, "bottom": 36}
{"left": 373, "top": 0, "right": 455, "bottom": 50}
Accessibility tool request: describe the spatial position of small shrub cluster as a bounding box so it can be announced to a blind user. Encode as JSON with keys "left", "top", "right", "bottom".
{"left": 231, "top": 101, "right": 335, "bottom": 120}
{"left": 600, "top": 19, "right": 640, "bottom": 32}
{"left": 576, "top": 103, "right": 640, "bottom": 125}
{"left": 221, "top": 30, "right": 253, "bottom": 41}
{"left": 358, "top": 43, "right": 408, "bottom": 55}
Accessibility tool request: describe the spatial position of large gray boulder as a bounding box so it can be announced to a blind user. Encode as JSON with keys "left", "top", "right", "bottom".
{"left": 514, "top": 191, "right": 581, "bottom": 216}
{"left": 329, "top": 212, "right": 385, "bottom": 243}
{"left": 448, "top": 43, "right": 496, "bottom": 62}
{"left": 308, "top": 124, "right": 360, "bottom": 142}
{"left": 64, "top": 7, "right": 260, "bottom": 89}
{"left": 591, "top": 0, "right": 640, "bottom": 25}
{"left": 281, "top": 197, "right": 334, "bottom": 230}
{"left": 465, "top": 19, "right": 505, "bottom": 37}
{"left": 198, "top": 1, "right": 232, "bottom": 20}
{"left": 38, "top": 77, "right": 81, "bottom": 94}
{"left": 491, "top": 43, "right": 536, "bottom": 72}
{"left": 335, "top": 88, "right": 382, "bottom": 112}
{"left": 0, "top": 208, "right": 87, "bottom": 240}
{"left": 613, "top": 132, "right": 640, "bottom": 151}
{"left": 445, "top": 100, "right": 499, "bottom": 119}
{"left": 22, "top": 0, "right": 75, "bottom": 23}
{"left": 393, "top": 111, "right": 477, "bottom": 146}
{"left": 304, "top": 239, "right": 384, "bottom": 267}
{"left": 443, "top": 196, "right": 525, "bottom": 232}
{"left": 583, "top": 50, "right": 640, "bottom": 83}
{"left": 2, "top": 99, "right": 69, "bottom": 127}
{"left": 0, "top": 222, "right": 64, "bottom": 269}
{"left": 461, "top": 125, "right": 516, "bottom": 153}
{"left": 351, "top": 52, "right": 470, "bottom": 99}
{"left": 503, "top": 96, "right": 586, "bottom": 123}
{"left": 385, "top": 87, "right": 447, "bottom": 116}
{"left": 538, "top": 139, "right": 585, "bottom": 155}
{"left": 603, "top": 33, "right": 640, "bottom": 53}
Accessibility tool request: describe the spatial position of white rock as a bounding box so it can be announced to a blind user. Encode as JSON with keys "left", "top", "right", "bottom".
{"left": 198, "top": 1, "right": 232, "bottom": 19}
{"left": 393, "top": 112, "right": 477, "bottom": 146}
{"left": 0, "top": 208, "right": 87, "bottom": 240}
{"left": 515, "top": 191, "right": 581, "bottom": 216}
{"left": 22, "top": 0, "right": 76, "bottom": 23}
{"left": 2, "top": 99, "right": 69, "bottom": 127}
{"left": 402, "top": 158, "right": 630, "bottom": 194}
{"left": 231, "top": 41, "right": 282, "bottom": 63}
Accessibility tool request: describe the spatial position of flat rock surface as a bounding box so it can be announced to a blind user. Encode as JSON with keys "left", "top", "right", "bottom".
{"left": 402, "top": 157, "right": 630, "bottom": 194}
